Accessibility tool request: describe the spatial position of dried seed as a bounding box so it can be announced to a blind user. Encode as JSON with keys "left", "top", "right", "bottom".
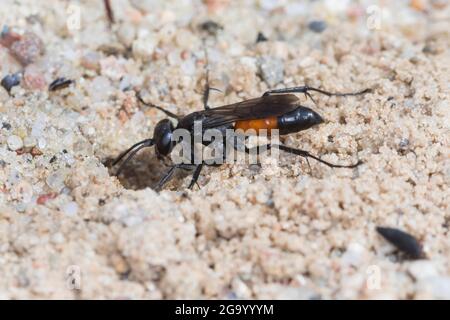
{"left": 48, "top": 77, "right": 75, "bottom": 91}
{"left": 36, "top": 193, "right": 58, "bottom": 205}
{"left": 199, "top": 20, "right": 223, "bottom": 36}
{"left": 30, "top": 147, "right": 43, "bottom": 156}
{"left": 7, "top": 135, "right": 23, "bottom": 151}
{"left": 376, "top": 226, "right": 424, "bottom": 259}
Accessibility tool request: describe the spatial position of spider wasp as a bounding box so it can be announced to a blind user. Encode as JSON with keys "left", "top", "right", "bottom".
{"left": 112, "top": 73, "right": 370, "bottom": 190}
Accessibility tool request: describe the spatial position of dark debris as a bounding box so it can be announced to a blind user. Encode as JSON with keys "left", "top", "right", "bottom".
{"left": 376, "top": 226, "right": 425, "bottom": 260}
{"left": 1, "top": 73, "right": 21, "bottom": 93}
{"left": 49, "top": 77, "right": 75, "bottom": 91}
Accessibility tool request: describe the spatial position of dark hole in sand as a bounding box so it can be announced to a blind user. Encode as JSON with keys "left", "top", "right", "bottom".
{"left": 104, "top": 150, "right": 192, "bottom": 191}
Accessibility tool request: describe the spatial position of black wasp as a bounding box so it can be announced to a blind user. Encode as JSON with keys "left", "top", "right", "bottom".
{"left": 112, "top": 82, "right": 370, "bottom": 190}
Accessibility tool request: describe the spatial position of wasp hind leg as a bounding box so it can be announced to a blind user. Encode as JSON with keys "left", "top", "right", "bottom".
{"left": 187, "top": 164, "right": 204, "bottom": 189}
{"left": 277, "top": 144, "right": 362, "bottom": 169}
{"left": 240, "top": 143, "right": 362, "bottom": 169}
{"left": 262, "top": 86, "right": 371, "bottom": 104}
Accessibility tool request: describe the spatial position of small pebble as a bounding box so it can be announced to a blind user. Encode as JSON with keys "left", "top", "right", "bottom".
{"left": 23, "top": 136, "right": 37, "bottom": 148}
{"left": 399, "top": 138, "right": 410, "bottom": 150}
{"left": 46, "top": 170, "right": 66, "bottom": 192}
{"left": 16, "top": 202, "right": 27, "bottom": 212}
{"left": 258, "top": 56, "right": 284, "bottom": 87}
{"left": 63, "top": 202, "right": 78, "bottom": 216}
{"left": 9, "top": 32, "right": 45, "bottom": 65}
{"left": 256, "top": 32, "right": 268, "bottom": 43}
{"left": 117, "top": 23, "right": 136, "bottom": 47}
{"left": 407, "top": 261, "right": 438, "bottom": 280}
{"left": 260, "top": 0, "right": 279, "bottom": 11}
{"left": 119, "top": 76, "right": 132, "bottom": 91}
{"left": 341, "top": 242, "right": 366, "bottom": 267}
{"left": 51, "top": 232, "right": 65, "bottom": 244}
{"left": 81, "top": 52, "right": 101, "bottom": 71}
{"left": 1, "top": 73, "right": 21, "bottom": 93}
{"left": 23, "top": 65, "right": 46, "bottom": 90}
{"left": 132, "top": 33, "right": 157, "bottom": 61}
{"left": 0, "top": 26, "right": 21, "bottom": 47}
{"left": 30, "top": 147, "right": 43, "bottom": 157}
{"left": 7, "top": 135, "right": 23, "bottom": 151}
{"left": 411, "top": 0, "right": 426, "bottom": 11}
{"left": 37, "top": 137, "right": 47, "bottom": 149}
{"left": 308, "top": 20, "right": 327, "bottom": 33}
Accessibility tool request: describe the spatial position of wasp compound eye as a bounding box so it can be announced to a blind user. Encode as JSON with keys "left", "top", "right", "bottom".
{"left": 154, "top": 119, "right": 175, "bottom": 156}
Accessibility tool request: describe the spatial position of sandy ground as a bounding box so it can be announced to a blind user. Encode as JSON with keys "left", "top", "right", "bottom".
{"left": 0, "top": 0, "right": 449, "bottom": 299}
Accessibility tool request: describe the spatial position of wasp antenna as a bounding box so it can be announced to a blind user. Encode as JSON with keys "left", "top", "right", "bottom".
{"left": 103, "top": 0, "right": 115, "bottom": 25}
{"left": 202, "top": 45, "right": 213, "bottom": 110}
{"left": 112, "top": 139, "right": 154, "bottom": 167}
{"left": 115, "top": 140, "right": 154, "bottom": 176}
{"left": 136, "top": 92, "right": 180, "bottom": 120}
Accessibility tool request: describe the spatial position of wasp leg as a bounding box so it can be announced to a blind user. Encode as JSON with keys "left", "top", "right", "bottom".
{"left": 104, "top": 0, "right": 114, "bottom": 25}
{"left": 202, "top": 46, "right": 223, "bottom": 110}
{"left": 202, "top": 72, "right": 222, "bottom": 110}
{"left": 263, "top": 86, "right": 371, "bottom": 98}
{"left": 203, "top": 68, "right": 211, "bottom": 110}
{"left": 188, "top": 163, "right": 204, "bottom": 189}
{"left": 156, "top": 163, "right": 205, "bottom": 191}
{"left": 239, "top": 143, "right": 361, "bottom": 169}
{"left": 232, "top": 142, "right": 265, "bottom": 166}
{"left": 155, "top": 165, "right": 179, "bottom": 191}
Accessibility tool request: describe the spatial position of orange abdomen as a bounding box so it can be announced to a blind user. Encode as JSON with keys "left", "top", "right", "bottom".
{"left": 234, "top": 116, "right": 279, "bottom": 135}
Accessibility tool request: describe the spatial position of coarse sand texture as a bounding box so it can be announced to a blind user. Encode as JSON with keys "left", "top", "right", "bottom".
{"left": 0, "top": 0, "right": 449, "bottom": 299}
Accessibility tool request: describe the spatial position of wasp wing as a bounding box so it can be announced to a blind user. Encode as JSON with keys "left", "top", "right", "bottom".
{"left": 200, "top": 94, "right": 299, "bottom": 129}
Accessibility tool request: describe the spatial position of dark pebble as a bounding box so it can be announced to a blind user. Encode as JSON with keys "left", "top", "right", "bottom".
{"left": 308, "top": 20, "right": 327, "bottom": 33}
{"left": 256, "top": 32, "right": 268, "bottom": 43}
{"left": 199, "top": 20, "right": 223, "bottom": 36}
{"left": 1, "top": 73, "right": 21, "bottom": 93}
{"left": 399, "top": 138, "right": 410, "bottom": 149}
{"left": 376, "top": 226, "right": 424, "bottom": 260}
{"left": 2, "top": 122, "right": 12, "bottom": 130}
